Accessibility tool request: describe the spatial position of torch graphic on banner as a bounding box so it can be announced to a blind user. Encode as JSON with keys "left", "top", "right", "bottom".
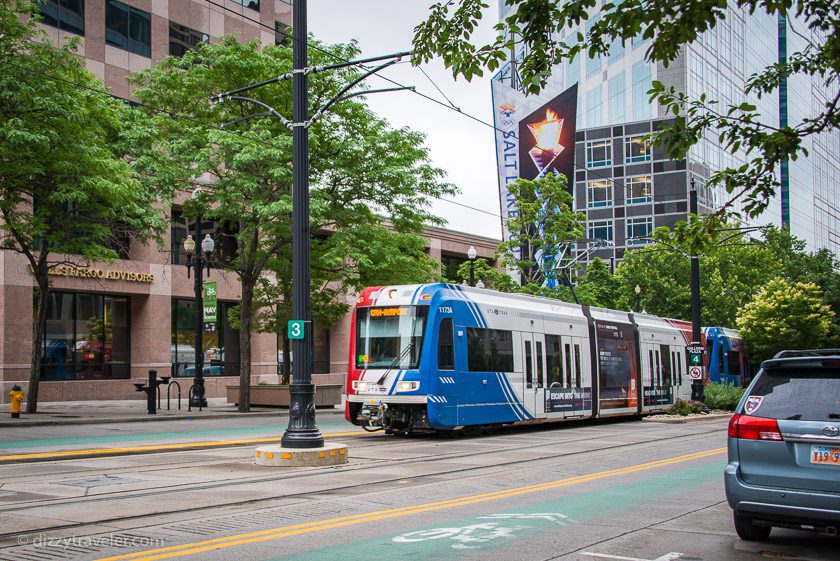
{"left": 526, "top": 108, "right": 565, "bottom": 178}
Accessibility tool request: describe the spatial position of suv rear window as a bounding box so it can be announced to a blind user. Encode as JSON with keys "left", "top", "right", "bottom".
{"left": 747, "top": 368, "right": 840, "bottom": 421}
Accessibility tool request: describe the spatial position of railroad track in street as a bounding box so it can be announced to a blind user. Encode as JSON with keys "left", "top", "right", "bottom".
{"left": 0, "top": 420, "right": 728, "bottom": 548}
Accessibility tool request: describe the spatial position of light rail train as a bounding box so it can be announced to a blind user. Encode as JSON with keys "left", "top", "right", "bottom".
{"left": 345, "top": 283, "right": 735, "bottom": 434}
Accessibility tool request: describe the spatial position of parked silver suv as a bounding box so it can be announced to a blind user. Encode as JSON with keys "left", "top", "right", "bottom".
{"left": 725, "top": 349, "right": 840, "bottom": 541}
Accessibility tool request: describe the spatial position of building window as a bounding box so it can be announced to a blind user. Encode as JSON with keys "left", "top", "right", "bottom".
{"left": 632, "top": 60, "right": 652, "bottom": 120}
{"left": 106, "top": 0, "right": 151, "bottom": 57}
{"left": 169, "top": 22, "right": 208, "bottom": 57}
{"left": 586, "top": 139, "right": 612, "bottom": 168}
{"left": 230, "top": 0, "right": 260, "bottom": 12}
{"left": 40, "top": 293, "right": 130, "bottom": 380}
{"left": 171, "top": 211, "right": 238, "bottom": 266}
{"left": 608, "top": 72, "right": 626, "bottom": 124}
{"left": 37, "top": 0, "right": 85, "bottom": 35}
{"left": 625, "top": 135, "right": 651, "bottom": 163}
{"left": 626, "top": 216, "right": 653, "bottom": 244}
{"left": 587, "top": 179, "right": 612, "bottom": 208}
{"left": 626, "top": 175, "right": 653, "bottom": 204}
{"left": 586, "top": 87, "right": 603, "bottom": 128}
{"left": 275, "top": 21, "right": 290, "bottom": 46}
{"left": 171, "top": 299, "right": 240, "bottom": 377}
{"left": 588, "top": 220, "right": 613, "bottom": 243}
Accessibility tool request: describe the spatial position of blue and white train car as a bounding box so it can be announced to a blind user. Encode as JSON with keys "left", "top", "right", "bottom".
{"left": 704, "top": 326, "right": 751, "bottom": 386}
{"left": 345, "top": 283, "right": 694, "bottom": 434}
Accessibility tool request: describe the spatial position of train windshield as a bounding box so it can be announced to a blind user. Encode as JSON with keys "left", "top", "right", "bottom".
{"left": 355, "top": 306, "right": 427, "bottom": 369}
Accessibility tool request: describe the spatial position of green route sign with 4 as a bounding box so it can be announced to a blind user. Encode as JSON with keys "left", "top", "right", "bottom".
{"left": 288, "top": 320, "right": 305, "bottom": 340}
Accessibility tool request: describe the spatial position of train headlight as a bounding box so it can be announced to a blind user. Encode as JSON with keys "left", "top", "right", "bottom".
{"left": 352, "top": 380, "right": 368, "bottom": 392}
{"left": 396, "top": 381, "right": 419, "bottom": 392}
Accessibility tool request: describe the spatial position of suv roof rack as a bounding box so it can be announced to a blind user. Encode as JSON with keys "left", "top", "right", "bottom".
{"left": 772, "top": 349, "right": 840, "bottom": 358}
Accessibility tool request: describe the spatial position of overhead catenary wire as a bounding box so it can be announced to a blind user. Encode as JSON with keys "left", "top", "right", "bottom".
{"left": 5, "top": 1, "right": 654, "bottom": 224}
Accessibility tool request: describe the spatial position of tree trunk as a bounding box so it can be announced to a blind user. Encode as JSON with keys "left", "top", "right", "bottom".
{"left": 27, "top": 266, "right": 50, "bottom": 414}
{"left": 237, "top": 276, "right": 256, "bottom": 412}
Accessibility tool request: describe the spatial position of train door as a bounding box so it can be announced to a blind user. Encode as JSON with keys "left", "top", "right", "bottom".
{"left": 565, "top": 335, "right": 591, "bottom": 417}
{"left": 641, "top": 342, "right": 669, "bottom": 411}
{"left": 674, "top": 348, "right": 690, "bottom": 400}
{"left": 522, "top": 332, "right": 546, "bottom": 417}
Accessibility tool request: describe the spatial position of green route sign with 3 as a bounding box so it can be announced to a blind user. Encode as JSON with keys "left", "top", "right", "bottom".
{"left": 288, "top": 320, "right": 305, "bottom": 340}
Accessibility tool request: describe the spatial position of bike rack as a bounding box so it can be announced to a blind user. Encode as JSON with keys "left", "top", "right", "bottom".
{"left": 167, "top": 380, "right": 181, "bottom": 410}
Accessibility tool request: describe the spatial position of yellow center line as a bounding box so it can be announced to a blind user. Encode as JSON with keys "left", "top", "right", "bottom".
{"left": 93, "top": 447, "right": 726, "bottom": 561}
{"left": 0, "top": 431, "right": 371, "bottom": 462}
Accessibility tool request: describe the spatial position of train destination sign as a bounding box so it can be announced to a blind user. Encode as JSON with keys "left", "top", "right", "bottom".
{"left": 369, "top": 307, "right": 409, "bottom": 318}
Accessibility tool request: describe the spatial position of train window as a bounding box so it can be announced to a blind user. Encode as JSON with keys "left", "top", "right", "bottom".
{"left": 546, "top": 335, "right": 563, "bottom": 386}
{"left": 661, "top": 347, "right": 672, "bottom": 386}
{"left": 525, "top": 340, "right": 533, "bottom": 388}
{"left": 565, "top": 343, "right": 573, "bottom": 387}
{"left": 438, "top": 318, "right": 454, "bottom": 370}
{"left": 355, "top": 306, "right": 427, "bottom": 369}
{"left": 649, "top": 350, "right": 655, "bottom": 384}
{"left": 677, "top": 352, "right": 682, "bottom": 385}
{"left": 727, "top": 351, "right": 741, "bottom": 376}
{"left": 655, "top": 350, "right": 661, "bottom": 386}
{"left": 574, "top": 344, "right": 582, "bottom": 387}
{"left": 467, "top": 328, "right": 514, "bottom": 372}
{"left": 536, "top": 341, "right": 544, "bottom": 387}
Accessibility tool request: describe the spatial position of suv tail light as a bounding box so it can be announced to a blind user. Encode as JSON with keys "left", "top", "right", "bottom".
{"left": 728, "top": 414, "right": 784, "bottom": 441}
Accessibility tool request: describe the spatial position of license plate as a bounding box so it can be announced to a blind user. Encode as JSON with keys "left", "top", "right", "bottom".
{"left": 810, "top": 445, "right": 840, "bottom": 465}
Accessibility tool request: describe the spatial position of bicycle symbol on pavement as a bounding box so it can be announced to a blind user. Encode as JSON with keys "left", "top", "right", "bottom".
{"left": 392, "top": 513, "right": 571, "bottom": 550}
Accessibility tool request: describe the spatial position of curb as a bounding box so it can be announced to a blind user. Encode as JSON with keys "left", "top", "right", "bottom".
{"left": 642, "top": 412, "right": 732, "bottom": 424}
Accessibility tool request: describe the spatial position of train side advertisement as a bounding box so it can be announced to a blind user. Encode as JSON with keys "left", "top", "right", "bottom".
{"left": 596, "top": 321, "right": 639, "bottom": 410}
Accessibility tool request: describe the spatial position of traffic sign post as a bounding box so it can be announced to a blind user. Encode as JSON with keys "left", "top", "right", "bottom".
{"left": 688, "top": 342, "right": 705, "bottom": 402}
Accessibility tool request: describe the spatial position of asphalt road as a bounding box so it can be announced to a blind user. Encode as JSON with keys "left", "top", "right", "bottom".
{"left": 0, "top": 416, "right": 836, "bottom": 561}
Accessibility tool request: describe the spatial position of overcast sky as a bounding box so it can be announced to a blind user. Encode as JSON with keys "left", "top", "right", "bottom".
{"left": 308, "top": 1, "right": 503, "bottom": 241}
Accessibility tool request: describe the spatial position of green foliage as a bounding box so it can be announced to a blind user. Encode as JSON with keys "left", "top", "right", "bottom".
{"left": 0, "top": 1, "right": 168, "bottom": 411}
{"left": 496, "top": 174, "right": 585, "bottom": 287}
{"left": 736, "top": 278, "right": 834, "bottom": 363}
{"left": 703, "top": 382, "right": 746, "bottom": 411}
{"left": 667, "top": 399, "right": 704, "bottom": 416}
{"left": 454, "top": 258, "right": 519, "bottom": 291}
{"left": 614, "top": 225, "right": 840, "bottom": 331}
{"left": 128, "top": 38, "right": 455, "bottom": 407}
{"left": 413, "top": 0, "right": 840, "bottom": 241}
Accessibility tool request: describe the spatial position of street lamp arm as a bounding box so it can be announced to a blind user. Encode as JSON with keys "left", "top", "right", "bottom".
{"left": 308, "top": 59, "right": 401, "bottom": 126}
{"left": 218, "top": 96, "right": 294, "bottom": 130}
{"left": 220, "top": 112, "right": 273, "bottom": 129}
{"left": 210, "top": 51, "right": 411, "bottom": 102}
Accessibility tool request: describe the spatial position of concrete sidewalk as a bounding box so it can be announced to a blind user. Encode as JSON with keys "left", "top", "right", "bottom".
{"left": 0, "top": 397, "right": 344, "bottom": 427}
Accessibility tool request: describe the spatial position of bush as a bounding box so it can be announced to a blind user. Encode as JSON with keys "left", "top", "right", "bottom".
{"left": 704, "top": 382, "right": 745, "bottom": 411}
{"left": 667, "top": 399, "right": 704, "bottom": 416}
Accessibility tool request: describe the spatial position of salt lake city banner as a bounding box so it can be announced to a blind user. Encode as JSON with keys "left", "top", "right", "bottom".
{"left": 491, "top": 80, "right": 578, "bottom": 260}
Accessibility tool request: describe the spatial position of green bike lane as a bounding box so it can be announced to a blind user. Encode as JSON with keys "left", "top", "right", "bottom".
{"left": 89, "top": 447, "right": 731, "bottom": 561}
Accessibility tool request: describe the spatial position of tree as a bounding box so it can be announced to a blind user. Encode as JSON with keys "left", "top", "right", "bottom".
{"left": 413, "top": 0, "right": 839, "bottom": 238}
{"left": 0, "top": 2, "right": 167, "bottom": 412}
{"left": 496, "top": 174, "right": 585, "bottom": 288}
{"left": 130, "top": 38, "right": 455, "bottom": 410}
{"left": 616, "top": 227, "right": 781, "bottom": 325}
{"left": 575, "top": 257, "right": 622, "bottom": 309}
{"left": 736, "top": 278, "right": 834, "bottom": 362}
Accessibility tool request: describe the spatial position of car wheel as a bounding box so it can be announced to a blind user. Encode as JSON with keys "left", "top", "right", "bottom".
{"left": 733, "top": 512, "right": 771, "bottom": 541}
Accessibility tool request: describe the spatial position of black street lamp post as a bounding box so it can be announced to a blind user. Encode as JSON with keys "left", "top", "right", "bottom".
{"left": 689, "top": 177, "right": 706, "bottom": 406}
{"left": 183, "top": 207, "right": 215, "bottom": 409}
{"left": 635, "top": 284, "right": 641, "bottom": 313}
{"left": 210, "top": 0, "right": 408, "bottom": 448}
{"left": 467, "top": 246, "right": 476, "bottom": 287}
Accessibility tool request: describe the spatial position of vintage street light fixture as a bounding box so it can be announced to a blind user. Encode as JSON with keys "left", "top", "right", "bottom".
{"left": 183, "top": 199, "right": 215, "bottom": 409}
{"left": 467, "top": 246, "right": 477, "bottom": 287}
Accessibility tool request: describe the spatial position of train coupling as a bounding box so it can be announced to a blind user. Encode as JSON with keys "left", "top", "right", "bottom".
{"left": 359, "top": 401, "right": 386, "bottom": 431}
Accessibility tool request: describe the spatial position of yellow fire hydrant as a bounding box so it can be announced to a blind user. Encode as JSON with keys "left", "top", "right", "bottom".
{"left": 9, "top": 385, "right": 24, "bottom": 418}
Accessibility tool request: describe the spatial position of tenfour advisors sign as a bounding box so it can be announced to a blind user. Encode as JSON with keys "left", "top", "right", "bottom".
{"left": 30, "top": 264, "right": 155, "bottom": 283}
